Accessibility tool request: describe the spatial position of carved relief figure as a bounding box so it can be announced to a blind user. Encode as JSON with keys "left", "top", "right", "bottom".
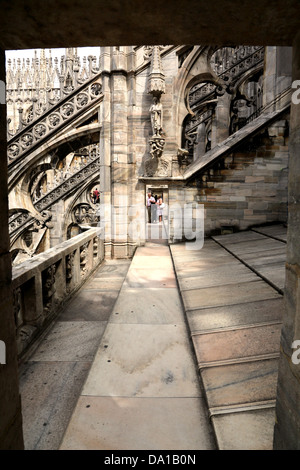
{"left": 43, "top": 264, "right": 56, "bottom": 314}
{"left": 149, "top": 136, "right": 165, "bottom": 159}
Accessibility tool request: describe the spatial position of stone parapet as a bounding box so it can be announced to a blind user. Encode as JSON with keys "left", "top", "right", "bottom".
{"left": 11, "top": 227, "right": 104, "bottom": 360}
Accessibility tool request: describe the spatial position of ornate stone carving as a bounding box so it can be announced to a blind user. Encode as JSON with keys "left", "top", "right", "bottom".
{"left": 93, "top": 237, "right": 98, "bottom": 259}
{"left": 42, "top": 264, "right": 56, "bottom": 314}
{"left": 16, "top": 324, "right": 37, "bottom": 355}
{"left": 66, "top": 251, "right": 75, "bottom": 292}
{"left": 73, "top": 203, "right": 99, "bottom": 225}
{"left": 147, "top": 46, "right": 165, "bottom": 97}
{"left": 6, "top": 48, "right": 101, "bottom": 137}
{"left": 7, "top": 76, "right": 102, "bottom": 161}
{"left": 145, "top": 155, "right": 170, "bottom": 177}
{"left": 145, "top": 45, "right": 168, "bottom": 176}
{"left": 9, "top": 148, "right": 100, "bottom": 243}
{"left": 80, "top": 242, "right": 89, "bottom": 277}
{"left": 13, "top": 287, "right": 23, "bottom": 329}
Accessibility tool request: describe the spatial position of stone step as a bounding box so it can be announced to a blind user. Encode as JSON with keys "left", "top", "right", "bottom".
{"left": 170, "top": 226, "right": 287, "bottom": 450}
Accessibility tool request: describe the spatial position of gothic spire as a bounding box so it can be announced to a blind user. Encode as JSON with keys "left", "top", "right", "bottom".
{"left": 147, "top": 46, "right": 165, "bottom": 97}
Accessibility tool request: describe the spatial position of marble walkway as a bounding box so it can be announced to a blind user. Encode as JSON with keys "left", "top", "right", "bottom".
{"left": 19, "top": 223, "right": 287, "bottom": 450}
{"left": 59, "top": 232, "right": 216, "bottom": 450}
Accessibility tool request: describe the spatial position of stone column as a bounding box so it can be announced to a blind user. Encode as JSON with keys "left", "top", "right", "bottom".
{"left": 126, "top": 46, "right": 143, "bottom": 254}
{"left": 273, "top": 32, "right": 300, "bottom": 450}
{"left": 194, "top": 122, "right": 206, "bottom": 160}
{"left": 99, "top": 47, "right": 112, "bottom": 258}
{"left": 110, "top": 47, "right": 129, "bottom": 258}
{"left": 0, "top": 48, "right": 24, "bottom": 449}
{"left": 263, "top": 46, "right": 292, "bottom": 112}
{"left": 211, "top": 92, "right": 230, "bottom": 147}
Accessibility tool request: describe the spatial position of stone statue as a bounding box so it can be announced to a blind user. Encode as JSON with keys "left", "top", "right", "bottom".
{"left": 150, "top": 97, "right": 163, "bottom": 136}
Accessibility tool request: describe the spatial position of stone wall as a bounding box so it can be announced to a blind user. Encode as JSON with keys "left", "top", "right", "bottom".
{"left": 12, "top": 227, "right": 104, "bottom": 360}
{"left": 193, "top": 116, "right": 289, "bottom": 236}
{"left": 273, "top": 31, "right": 300, "bottom": 450}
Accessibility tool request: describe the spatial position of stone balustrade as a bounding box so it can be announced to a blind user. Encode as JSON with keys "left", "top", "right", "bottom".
{"left": 7, "top": 74, "right": 103, "bottom": 162}
{"left": 11, "top": 227, "right": 104, "bottom": 359}
{"left": 189, "top": 46, "right": 265, "bottom": 107}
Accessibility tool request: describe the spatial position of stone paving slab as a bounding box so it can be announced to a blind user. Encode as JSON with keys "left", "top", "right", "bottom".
{"left": 130, "top": 255, "right": 174, "bottom": 270}
{"left": 214, "top": 238, "right": 283, "bottom": 255}
{"left": 252, "top": 224, "right": 287, "bottom": 242}
{"left": 133, "top": 245, "right": 170, "bottom": 257}
{"left": 59, "top": 290, "right": 121, "bottom": 321}
{"left": 92, "top": 260, "right": 131, "bottom": 278}
{"left": 60, "top": 396, "right": 215, "bottom": 450}
{"left": 241, "top": 249, "right": 286, "bottom": 264}
{"left": 201, "top": 358, "right": 279, "bottom": 408}
{"left": 83, "top": 277, "right": 126, "bottom": 290}
{"left": 29, "top": 321, "right": 107, "bottom": 362}
{"left": 123, "top": 267, "right": 177, "bottom": 288}
{"left": 175, "top": 260, "right": 239, "bottom": 279}
{"left": 182, "top": 280, "right": 280, "bottom": 310}
{"left": 19, "top": 361, "right": 91, "bottom": 450}
{"left": 192, "top": 323, "right": 282, "bottom": 365}
{"left": 109, "top": 287, "right": 184, "bottom": 324}
{"left": 60, "top": 242, "right": 216, "bottom": 451}
{"left": 178, "top": 265, "right": 258, "bottom": 290}
{"left": 254, "top": 266, "right": 286, "bottom": 291}
{"left": 211, "top": 408, "right": 276, "bottom": 450}
{"left": 212, "top": 228, "right": 287, "bottom": 293}
{"left": 19, "top": 259, "right": 131, "bottom": 450}
{"left": 186, "top": 298, "right": 284, "bottom": 333}
{"left": 213, "top": 231, "right": 267, "bottom": 244}
{"left": 81, "top": 323, "right": 202, "bottom": 398}
{"left": 169, "top": 228, "right": 287, "bottom": 450}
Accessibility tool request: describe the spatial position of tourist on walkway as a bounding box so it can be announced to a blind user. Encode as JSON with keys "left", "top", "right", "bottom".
{"left": 92, "top": 188, "right": 100, "bottom": 204}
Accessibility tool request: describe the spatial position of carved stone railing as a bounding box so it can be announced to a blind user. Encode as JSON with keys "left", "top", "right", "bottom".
{"left": 12, "top": 227, "right": 104, "bottom": 359}
{"left": 7, "top": 74, "right": 103, "bottom": 163}
{"left": 34, "top": 155, "right": 100, "bottom": 213}
{"left": 184, "top": 108, "right": 214, "bottom": 134}
{"left": 7, "top": 54, "right": 100, "bottom": 137}
{"left": 189, "top": 46, "right": 264, "bottom": 107}
{"left": 9, "top": 153, "right": 100, "bottom": 238}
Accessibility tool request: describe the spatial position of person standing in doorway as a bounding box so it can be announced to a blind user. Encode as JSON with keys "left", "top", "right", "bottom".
{"left": 152, "top": 194, "right": 158, "bottom": 223}
{"left": 157, "top": 195, "right": 164, "bottom": 223}
{"left": 146, "top": 192, "right": 155, "bottom": 223}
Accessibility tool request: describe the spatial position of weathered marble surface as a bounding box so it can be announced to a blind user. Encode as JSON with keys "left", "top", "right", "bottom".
{"left": 19, "top": 259, "right": 131, "bottom": 450}
{"left": 170, "top": 226, "right": 287, "bottom": 450}
{"left": 60, "top": 241, "right": 216, "bottom": 450}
